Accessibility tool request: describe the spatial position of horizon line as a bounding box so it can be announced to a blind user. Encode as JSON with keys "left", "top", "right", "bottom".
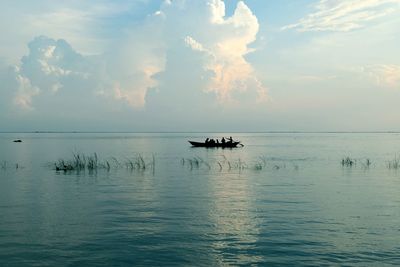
{"left": 1, "top": 131, "right": 400, "bottom": 134}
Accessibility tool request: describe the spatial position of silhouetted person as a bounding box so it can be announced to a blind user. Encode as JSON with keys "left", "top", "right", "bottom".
{"left": 205, "top": 138, "right": 209, "bottom": 144}
{"left": 221, "top": 137, "right": 226, "bottom": 144}
{"left": 227, "top": 136, "right": 233, "bottom": 143}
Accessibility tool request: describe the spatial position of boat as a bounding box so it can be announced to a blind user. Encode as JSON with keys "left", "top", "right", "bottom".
{"left": 188, "top": 140, "right": 242, "bottom": 148}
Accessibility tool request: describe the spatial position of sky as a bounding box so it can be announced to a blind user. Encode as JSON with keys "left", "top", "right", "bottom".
{"left": 0, "top": 0, "right": 399, "bottom": 132}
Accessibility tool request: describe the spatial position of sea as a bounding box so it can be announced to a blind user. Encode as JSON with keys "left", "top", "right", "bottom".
{"left": 0, "top": 132, "right": 400, "bottom": 266}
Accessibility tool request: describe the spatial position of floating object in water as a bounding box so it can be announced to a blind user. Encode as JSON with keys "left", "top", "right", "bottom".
{"left": 188, "top": 140, "right": 243, "bottom": 148}
{"left": 13, "top": 140, "right": 22, "bottom": 143}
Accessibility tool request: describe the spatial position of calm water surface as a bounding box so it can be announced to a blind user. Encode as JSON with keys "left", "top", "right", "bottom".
{"left": 1, "top": 133, "right": 400, "bottom": 266}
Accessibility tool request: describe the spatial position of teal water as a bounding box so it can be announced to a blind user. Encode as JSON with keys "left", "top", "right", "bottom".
{"left": 1, "top": 133, "right": 400, "bottom": 266}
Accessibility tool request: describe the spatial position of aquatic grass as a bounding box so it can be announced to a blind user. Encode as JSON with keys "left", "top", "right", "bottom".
{"left": 217, "top": 161, "right": 223, "bottom": 171}
{"left": 237, "top": 158, "right": 245, "bottom": 170}
{"left": 273, "top": 165, "right": 280, "bottom": 170}
{"left": 181, "top": 156, "right": 280, "bottom": 172}
{"left": 54, "top": 153, "right": 155, "bottom": 173}
{"left": 254, "top": 162, "right": 263, "bottom": 170}
{"left": 123, "top": 154, "right": 153, "bottom": 171}
{"left": 0, "top": 161, "right": 22, "bottom": 171}
{"left": 184, "top": 157, "right": 202, "bottom": 170}
{"left": 182, "top": 156, "right": 216, "bottom": 171}
{"left": 259, "top": 156, "right": 267, "bottom": 168}
{"left": 194, "top": 156, "right": 210, "bottom": 169}
{"left": 365, "top": 158, "right": 371, "bottom": 167}
{"left": 387, "top": 156, "right": 400, "bottom": 170}
{"left": 1, "top": 161, "right": 7, "bottom": 170}
{"left": 360, "top": 158, "right": 372, "bottom": 169}
{"left": 111, "top": 157, "right": 122, "bottom": 168}
{"left": 45, "top": 153, "right": 400, "bottom": 174}
{"left": 341, "top": 157, "right": 356, "bottom": 167}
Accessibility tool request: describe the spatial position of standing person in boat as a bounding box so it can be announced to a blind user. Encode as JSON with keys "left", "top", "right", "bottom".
{"left": 221, "top": 137, "right": 226, "bottom": 144}
{"left": 227, "top": 136, "right": 233, "bottom": 143}
{"left": 205, "top": 138, "right": 210, "bottom": 144}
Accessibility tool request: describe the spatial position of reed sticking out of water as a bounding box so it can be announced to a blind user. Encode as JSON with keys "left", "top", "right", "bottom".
{"left": 254, "top": 162, "right": 263, "bottom": 170}
{"left": 217, "top": 161, "right": 223, "bottom": 171}
{"left": 180, "top": 156, "right": 288, "bottom": 172}
{"left": 259, "top": 156, "right": 267, "bottom": 168}
{"left": 1, "top": 161, "right": 7, "bottom": 170}
{"left": 387, "top": 156, "right": 400, "bottom": 170}
{"left": 0, "top": 161, "right": 21, "bottom": 170}
{"left": 341, "top": 157, "right": 374, "bottom": 169}
{"left": 341, "top": 157, "right": 356, "bottom": 167}
{"left": 54, "top": 153, "right": 155, "bottom": 172}
{"left": 361, "top": 159, "right": 372, "bottom": 169}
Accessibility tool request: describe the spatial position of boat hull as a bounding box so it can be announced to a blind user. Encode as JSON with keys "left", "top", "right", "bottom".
{"left": 188, "top": 141, "right": 241, "bottom": 148}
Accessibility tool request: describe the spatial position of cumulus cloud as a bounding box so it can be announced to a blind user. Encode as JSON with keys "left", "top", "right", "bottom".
{"left": 14, "top": 72, "right": 40, "bottom": 110}
{"left": 103, "top": 15, "right": 165, "bottom": 108}
{"left": 0, "top": 61, "right": 19, "bottom": 113}
{"left": 10, "top": 36, "right": 94, "bottom": 109}
{"left": 283, "top": 0, "right": 400, "bottom": 32}
{"left": 3, "top": 0, "right": 266, "bottom": 116}
{"left": 172, "top": 1, "right": 267, "bottom": 102}
{"left": 111, "top": 0, "right": 267, "bottom": 105}
{"left": 9, "top": 29, "right": 164, "bottom": 109}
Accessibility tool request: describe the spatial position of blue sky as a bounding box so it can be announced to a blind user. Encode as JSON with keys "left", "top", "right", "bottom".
{"left": 0, "top": 0, "right": 399, "bottom": 132}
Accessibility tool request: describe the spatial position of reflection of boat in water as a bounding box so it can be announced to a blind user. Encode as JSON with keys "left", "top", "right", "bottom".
{"left": 188, "top": 141, "right": 243, "bottom": 148}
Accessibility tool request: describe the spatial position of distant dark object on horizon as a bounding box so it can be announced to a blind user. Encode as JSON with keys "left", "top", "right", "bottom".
{"left": 13, "top": 140, "right": 22, "bottom": 143}
{"left": 188, "top": 140, "right": 243, "bottom": 148}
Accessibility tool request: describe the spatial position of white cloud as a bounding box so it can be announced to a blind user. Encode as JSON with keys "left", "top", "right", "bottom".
{"left": 0, "top": 0, "right": 157, "bottom": 61}
{"left": 283, "top": 0, "right": 400, "bottom": 32}
{"left": 102, "top": 15, "right": 166, "bottom": 108}
{"left": 184, "top": 36, "right": 206, "bottom": 52}
{"left": 4, "top": 0, "right": 266, "bottom": 112}
{"left": 364, "top": 64, "right": 400, "bottom": 89}
{"left": 176, "top": 1, "right": 267, "bottom": 102}
{"left": 14, "top": 36, "right": 91, "bottom": 103}
{"left": 10, "top": 34, "right": 162, "bottom": 110}
{"left": 14, "top": 72, "right": 40, "bottom": 110}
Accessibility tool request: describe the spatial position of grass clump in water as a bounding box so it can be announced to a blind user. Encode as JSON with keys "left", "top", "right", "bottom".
{"left": 181, "top": 155, "right": 278, "bottom": 172}
{"left": 1, "top": 161, "right": 7, "bottom": 170}
{"left": 54, "top": 153, "right": 155, "bottom": 172}
{"left": 1, "top": 161, "right": 21, "bottom": 170}
{"left": 361, "top": 158, "right": 372, "bottom": 169}
{"left": 341, "top": 157, "right": 356, "bottom": 167}
{"left": 387, "top": 156, "right": 400, "bottom": 170}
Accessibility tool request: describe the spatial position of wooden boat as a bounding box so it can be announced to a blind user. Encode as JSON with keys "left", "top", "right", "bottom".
{"left": 188, "top": 141, "right": 242, "bottom": 148}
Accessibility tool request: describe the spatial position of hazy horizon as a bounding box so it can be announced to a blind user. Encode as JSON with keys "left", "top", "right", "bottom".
{"left": 3, "top": 130, "right": 400, "bottom": 134}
